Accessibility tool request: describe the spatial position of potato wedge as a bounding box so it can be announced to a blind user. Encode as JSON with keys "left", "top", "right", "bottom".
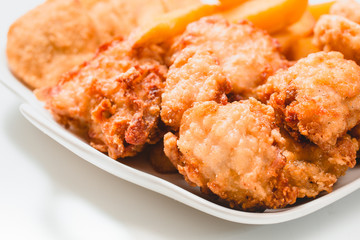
{"left": 130, "top": 4, "right": 217, "bottom": 47}
{"left": 273, "top": 10, "right": 315, "bottom": 55}
{"left": 221, "top": 0, "right": 308, "bottom": 34}
{"left": 309, "top": 1, "right": 335, "bottom": 20}
{"left": 288, "top": 36, "right": 319, "bottom": 60}
{"left": 130, "top": 1, "right": 248, "bottom": 47}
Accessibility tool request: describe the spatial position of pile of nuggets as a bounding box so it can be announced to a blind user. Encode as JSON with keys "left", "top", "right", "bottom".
{"left": 7, "top": 0, "right": 360, "bottom": 211}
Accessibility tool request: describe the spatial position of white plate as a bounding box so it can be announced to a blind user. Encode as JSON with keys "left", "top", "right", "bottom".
{"left": 2, "top": 48, "right": 360, "bottom": 225}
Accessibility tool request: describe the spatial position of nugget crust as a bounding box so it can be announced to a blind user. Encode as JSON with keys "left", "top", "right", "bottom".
{"left": 170, "top": 16, "right": 288, "bottom": 97}
{"left": 258, "top": 51, "right": 360, "bottom": 149}
{"left": 314, "top": 14, "right": 360, "bottom": 64}
{"left": 36, "top": 39, "right": 167, "bottom": 159}
{"left": 6, "top": 0, "right": 100, "bottom": 89}
{"left": 330, "top": 0, "right": 360, "bottom": 24}
{"left": 165, "top": 100, "right": 298, "bottom": 210}
{"left": 164, "top": 99, "right": 358, "bottom": 210}
{"left": 161, "top": 48, "right": 231, "bottom": 129}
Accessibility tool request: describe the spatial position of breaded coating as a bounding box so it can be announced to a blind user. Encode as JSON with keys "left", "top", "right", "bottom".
{"left": 170, "top": 16, "right": 288, "bottom": 98}
{"left": 35, "top": 39, "right": 167, "bottom": 159}
{"left": 6, "top": 0, "right": 100, "bottom": 89}
{"left": 314, "top": 14, "right": 360, "bottom": 65}
{"left": 257, "top": 51, "right": 360, "bottom": 150}
{"left": 164, "top": 99, "right": 358, "bottom": 210}
{"left": 165, "top": 99, "right": 298, "bottom": 210}
{"left": 330, "top": 0, "right": 360, "bottom": 24}
{"left": 7, "top": 0, "right": 199, "bottom": 89}
{"left": 161, "top": 48, "right": 231, "bottom": 129}
{"left": 281, "top": 132, "right": 358, "bottom": 198}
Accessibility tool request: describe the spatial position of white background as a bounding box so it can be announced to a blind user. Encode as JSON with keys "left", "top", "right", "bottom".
{"left": 0, "top": 0, "right": 359, "bottom": 239}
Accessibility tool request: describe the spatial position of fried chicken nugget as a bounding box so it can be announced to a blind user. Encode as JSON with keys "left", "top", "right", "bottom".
{"left": 161, "top": 48, "right": 231, "bottom": 129}
{"left": 6, "top": 0, "right": 100, "bottom": 89}
{"left": 164, "top": 99, "right": 358, "bottom": 210}
{"left": 164, "top": 99, "right": 298, "bottom": 210}
{"left": 330, "top": 0, "right": 360, "bottom": 24}
{"left": 281, "top": 132, "right": 357, "bottom": 198}
{"left": 35, "top": 39, "right": 167, "bottom": 159}
{"left": 314, "top": 14, "right": 360, "bottom": 65}
{"left": 7, "top": 0, "right": 199, "bottom": 89}
{"left": 170, "top": 16, "right": 288, "bottom": 98}
{"left": 257, "top": 51, "right": 360, "bottom": 150}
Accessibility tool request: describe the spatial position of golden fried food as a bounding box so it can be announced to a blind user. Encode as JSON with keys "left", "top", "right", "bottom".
{"left": 35, "top": 39, "right": 167, "bottom": 159}
{"left": 164, "top": 99, "right": 298, "bottom": 210}
{"left": 314, "top": 14, "right": 360, "bottom": 65}
{"left": 330, "top": 0, "right": 360, "bottom": 24}
{"left": 164, "top": 99, "right": 358, "bottom": 210}
{"left": 6, "top": 0, "right": 100, "bottom": 89}
{"left": 161, "top": 48, "right": 231, "bottom": 129}
{"left": 257, "top": 51, "right": 360, "bottom": 150}
{"left": 7, "top": 0, "right": 200, "bottom": 89}
{"left": 170, "top": 16, "right": 288, "bottom": 98}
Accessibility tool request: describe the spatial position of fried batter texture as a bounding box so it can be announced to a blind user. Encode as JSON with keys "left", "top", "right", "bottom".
{"left": 257, "top": 51, "right": 360, "bottom": 150}
{"left": 36, "top": 39, "right": 167, "bottom": 159}
{"left": 161, "top": 48, "right": 231, "bottom": 129}
{"left": 314, "top": 14, "right": 360, "bottom": 64}
{"left": 164, "top": 99, "right": 358, "bottom": 210}
{"left": 170, "top": 16, "right": 288, "bottom": 98}
{"left": 330, "top": 0, "right": 360, "bottom": 24}
{"left": 6, "top": 0, "right": 100, "bottom": 89}
{"left": 7, "top": 0, "right": 199, "bottom": 89}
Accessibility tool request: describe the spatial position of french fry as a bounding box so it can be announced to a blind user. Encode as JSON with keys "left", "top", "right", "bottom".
{"left": 130, "top": 0, "right": 248, "bottom": 47}
{"left": 221, "top": 0, "right": 308, "bottom": 34}
{"left": 130, "top": 4, "right": 216, "bottom": 47}
{"left": 273, "top": 10, "right": 315, "bottom": 55}
{"left": 288, "top": 36, "right": 320, "bottom": 60}
{"left": 309, "top": 1, "right": 335, "bottom": 20}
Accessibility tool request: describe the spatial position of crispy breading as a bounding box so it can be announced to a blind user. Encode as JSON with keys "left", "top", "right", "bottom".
{"left": 257, "top": 51, "right": 360, "bottom": 150}
{"left": 330, "top": 0, "right": 360, "bottom": 24}
{"left": 6, "top": 0, "right": 100, "bottom": 89}
{"left": 161, "top": 47, "right": 231, "bottom": 129}
{"left": 7, "top": 0, "right": 199, "bottom": 89}
{"left": 281, "top": 131, "right": 357, "bottom": 198}
{"left": 35, "top": 39, "right": 167, "bottom": 159}
{"left": 170, "top": 16, "right": 288, "bottom": 98}
{"left": 164, "top": 99, "right": 358, "bottom": 210}
{"left": 314, "top": 14, "right": 360, "bottom": 64}
{"left": 164, "top": 99, "right": 298, "bottom": 211}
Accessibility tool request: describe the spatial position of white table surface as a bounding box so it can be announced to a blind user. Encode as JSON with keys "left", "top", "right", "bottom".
{"left": 1, "top": 0, "right": 359, "bottom": 239}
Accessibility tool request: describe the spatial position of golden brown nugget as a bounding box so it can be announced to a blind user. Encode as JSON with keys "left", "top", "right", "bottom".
{"left": 8, "top": 0, "right": 196, "bottom": 89}
{"left": 161, "top": 47, "right": 231, "bottom": 129}
{"left": 36, "top": 39, "right": 167, "bottom": 159}
{"left": 330, "top": 0, "right": 360, "bottom": 24}
{"left": 164, "top": 99, "right": 358, "bottom": 210}
{"left": 314, "top": 14, "right": 360, "bottom": 65}
{"left": 170, "top": 16, "right": 288, "bottom": 98}
{"left": 7, "top": 0, "right": 100, "bottom": 89}
{"left": 165, "top": 99, "right": 298, "bottom": 211}
{"left": 258, "top": 51, "right": 360, "bottom": 150}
